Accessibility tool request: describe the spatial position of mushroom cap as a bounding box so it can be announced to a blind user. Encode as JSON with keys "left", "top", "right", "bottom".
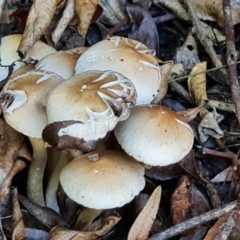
{"left": 60, "top": 150, "right": 145, "bottom": 209}
{"left": 114, "top": 105, "right": 194, "bottom": 166}
{"left": 74, "top": 36, "right": 162, "bottom": 105}
{"left": 0, "top": 69, "right": 65, "bottom": 138}
{"left": 35, "top": 48, "right": 87, "bottom": 79}
{"left": 0, "top": 34, "right": 56, "bottom": 81}
{"left": 43, "top": 70, "right": 137, "bottom": 151}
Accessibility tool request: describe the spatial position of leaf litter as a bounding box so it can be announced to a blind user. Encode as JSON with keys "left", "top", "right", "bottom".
{"left": 2, "top": 0, "right": 240, "bottom": 239}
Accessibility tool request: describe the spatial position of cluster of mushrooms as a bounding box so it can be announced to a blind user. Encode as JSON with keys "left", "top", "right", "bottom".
{"left": 0, "top": 34, "right": 194, "bottom": 212}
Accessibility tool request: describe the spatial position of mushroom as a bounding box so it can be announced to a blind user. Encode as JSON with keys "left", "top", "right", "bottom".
{"left": 114, "top": 105, "right": 194, "bottom": 166}
{"left": 0, "top": 67, "right": 65, "bottom": 206}
{"left": 35, "top": 47, "right": 87, "bottom": 79}
{"left": 42, "top": 70, "right": 137, "bottom": 151}
{"left": 74, "top": 36, "right": 165, "bottom": 105}
{"left": 0, "top": 34, "right": 56, "bottom": 82}
{"left": 60, "top": 150, "right": 145, "bottom": 209}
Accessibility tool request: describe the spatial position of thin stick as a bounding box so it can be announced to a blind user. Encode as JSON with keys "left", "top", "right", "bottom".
{"left": 203, "top": 147, "right": 238, "bottom": 171}
{"left": 222, "top": 0, "right": 240, "bottom": 125}
{"left": 148, "top": 201, "right": 236, "bottom": 240}
{"left": 103, "top": 16, "right": 129, "bottom": 39}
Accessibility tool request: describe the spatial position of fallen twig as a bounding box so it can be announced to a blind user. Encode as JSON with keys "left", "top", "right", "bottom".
{"left": 203, "top": 147, "right": 238, "bottom": 171}
{"left": 148, "top": 201, "right": 236, "bottom": 240}
{"left": 222, "top": 0, "right": 240, "bottom": 125}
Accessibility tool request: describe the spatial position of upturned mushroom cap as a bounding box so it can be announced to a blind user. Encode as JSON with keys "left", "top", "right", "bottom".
{"left": 35, "top": 47, "right": 87, "bottom": 79}
{"left": 42, "top": 70, "right": 137, "bottom": 151}
{"left": 74, "top": 36, "right": 162, "bottom": 105}
{"left": 60, "top": 150, "right": 145, "bottom": 209}
{"left": 0, "top": 34, "right": 56, "bottom": 81}
{"left": 0, "top": 69, "right": 65, "bottom": 138}
{"left": 114, "top": 105, "right": 194, "bottom": 166}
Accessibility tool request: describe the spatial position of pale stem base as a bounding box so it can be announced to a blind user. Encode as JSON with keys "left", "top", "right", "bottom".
{"left": 27, "top": 137, "right": 47, "bottom": 206}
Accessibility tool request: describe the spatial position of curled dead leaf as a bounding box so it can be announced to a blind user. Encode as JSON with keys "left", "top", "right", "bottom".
{"left": 128, "top": 186, "right": 162, "bottom": 240}
{"left": 52, "top": 0, "right": 75, "bottom": 45}
{"left": 188, "top": 62, "right": 208, "bottom": 106}
{"left": 48, "top": 214, "right": 121, "bottom": 240}
{"left": 75, "top": 0, "right": 99, "bottom": 38}
{"left": 18, "top": 0, "right": 62, "bottom": 57}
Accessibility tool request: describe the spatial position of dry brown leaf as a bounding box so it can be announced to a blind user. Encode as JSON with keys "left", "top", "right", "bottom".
{"left": 49, "top": 214, "right": 121, "bottom": 240}
{"left": 98, "top": 0, "right": 125, "bottom": 25}
{"left": 128, "top": 186, "right": 162, "bottom": 240}
{"left": 203, "top": 213, "right": 230, "bottom": 240}
{"left": 18, "top": 0, "right": 62, "bottom": 57}
{"left": 171, "top": 176, "right": 211, "bottom": 236}
{"left": 52, "top": 0, "right": 75, "bottom": 45}
{"left": 151, "top": 62, "right": 172, "bottom": 104}
{"left": 188, "top": 62, "right": 208, "bottom": 106}
{"left": 0, "top": 119, "right": 25, "bottom": 203}
{"left": 12, "top": 188, "right": 27, "bottom": 240}
{"left": 75, "top": 0, "right": 99, "bottom": 38}
{"left": 74, "top": 209, "right": 102, "bottom": 231}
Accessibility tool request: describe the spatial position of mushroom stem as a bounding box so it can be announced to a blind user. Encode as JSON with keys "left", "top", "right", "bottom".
{"left": 45, "top": 149, "right": 84, "bottom": 212}
{"left": 27, "top": 137, "right": 47, "bottom": 206}
{"left": 45, "top": 151, "right": 69, "bottom": 213}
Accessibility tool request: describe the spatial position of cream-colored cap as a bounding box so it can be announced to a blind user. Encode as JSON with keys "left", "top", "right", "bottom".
{"left": 74, "top": 36, "right": 162, "bottom": 105}
{"left": 42, "top": 70, "right": 137, "bottom": 151}
{"left": 0, "top": 34, "right": 56, "bottom": 81}
{"left": 114, "top": 105, "right": 194, "bottom": 166}
{"left": 0, "top": 68, "right": 65, "bottom": 138}
{"left": 35, "top": 48, "right": 87, "bottom": 79}
{"left": 60, "top": 150, "right": 145, "bottom": 209}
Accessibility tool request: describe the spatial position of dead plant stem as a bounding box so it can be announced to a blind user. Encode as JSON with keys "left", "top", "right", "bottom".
{"left": 222, "top": 0, "right": 240, "bottom": 125}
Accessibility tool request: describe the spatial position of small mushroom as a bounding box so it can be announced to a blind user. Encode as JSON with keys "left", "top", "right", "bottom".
{"left": 42, "top": 70, "right": 137, "bottom": 151}
{"left": 0, "top": 34, "right": 56, "bottom": 82}
{"left": 114, "top": 105, "right": 194, "bottom": 166}
{"left": 0, "top": 67, "right": 65, "bottom": 206}
{"left": 74, "top": 36, "right": 163, "bottom": 105}
{"left": 35, "top": 47, "right": 87, "bottom": 79}
{"left": 60, "top": 150, "right": 145, "bottom": 209}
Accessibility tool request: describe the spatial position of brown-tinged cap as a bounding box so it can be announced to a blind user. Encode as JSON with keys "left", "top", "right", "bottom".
{"left": 114, "top": 105, "right": 194, "bottom": 166}
{"left": 43, "top": 70, "right": 137, "bottom": 150}
{"left": 0, "top": 34, "right": 56, "bottom": 81}
{"left": 0, "top": 69, "right": 65, "bottom": 138}
{"left": 60, "top": 150, "right": 145, "bottom": 209}
{"left": 35, "top": 48, "right": 87, "bottom": 79}
{"left": 75, "top": 36, "right": 162, "bottom": 105}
